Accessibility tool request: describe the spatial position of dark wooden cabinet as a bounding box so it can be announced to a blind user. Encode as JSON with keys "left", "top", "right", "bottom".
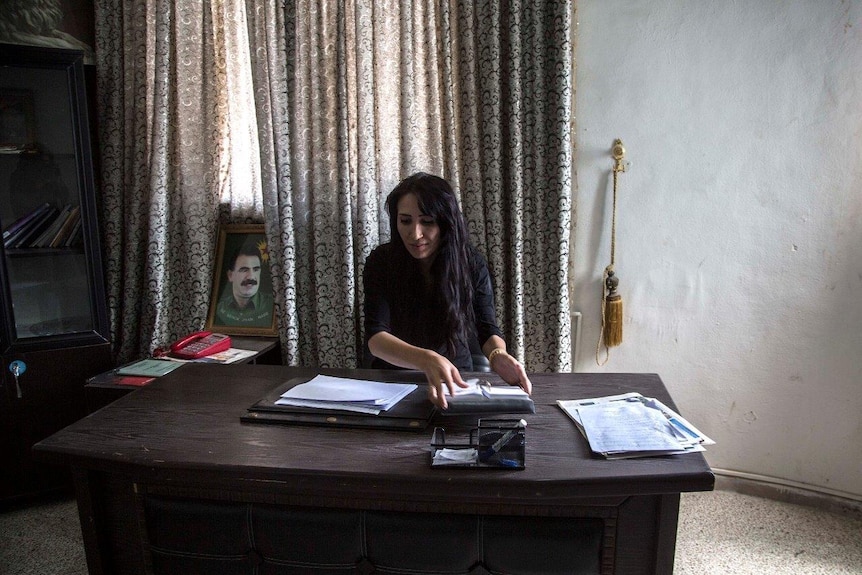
{"left": 0, "top": 45, "right": 111, "bottom": 502}
{"left": 1, "top": 345, "right": 111, "bottom": 499}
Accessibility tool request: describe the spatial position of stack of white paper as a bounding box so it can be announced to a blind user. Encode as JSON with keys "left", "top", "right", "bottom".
{"left": 557, "top": 393, "right": 715, "bottom": 459}
{"left": 444, "top": 378, "right": 529, "bottom": 398}
{"left": 163, "top": 348, "right": 258, "bottom": 364}
{"left": 275, "top": 375, "right": 417, "bottom": 415}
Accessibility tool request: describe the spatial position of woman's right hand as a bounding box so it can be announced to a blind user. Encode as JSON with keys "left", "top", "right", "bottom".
{"left": 418, "top": 350, "right": 467, "bottom": 409}
{"left": 367, "top": 333, "right": 467, "bottom": 409}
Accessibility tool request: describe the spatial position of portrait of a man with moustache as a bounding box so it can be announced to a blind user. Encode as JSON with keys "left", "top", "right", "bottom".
{"left": 214, "top": 238, "right": 274, "bottom": 329}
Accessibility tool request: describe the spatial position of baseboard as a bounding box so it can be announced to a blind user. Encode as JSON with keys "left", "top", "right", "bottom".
{"left": 713, "top": 468, "right": 862, "bottom": 521}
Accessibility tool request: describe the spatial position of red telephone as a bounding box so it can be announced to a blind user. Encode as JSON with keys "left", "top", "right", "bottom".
{"left": 170, "top": 331, "right": 231, "bottom": 359}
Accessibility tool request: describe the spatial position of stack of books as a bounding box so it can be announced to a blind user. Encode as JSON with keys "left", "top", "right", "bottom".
{"left": 557, "top": 392, "right": 714, "bottom": 459}
{"left": 2, "top": 203, "right": 83, "bottom": 249}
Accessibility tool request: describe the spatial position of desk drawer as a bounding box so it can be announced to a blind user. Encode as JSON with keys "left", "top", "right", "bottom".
{"left": 143, "top": 496, "right": 604, "bottom": 575}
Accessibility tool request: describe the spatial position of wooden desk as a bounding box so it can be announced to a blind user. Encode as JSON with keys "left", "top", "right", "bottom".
{"left": 34, "top": 365, "right": 713, "bottom": 575}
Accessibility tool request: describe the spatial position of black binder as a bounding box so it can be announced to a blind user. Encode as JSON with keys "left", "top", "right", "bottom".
{"left": 442, "top": 392, "right": 535, "bottom": 415}
{"left": 242, "top": 375, "right": 535, "bottom": 431}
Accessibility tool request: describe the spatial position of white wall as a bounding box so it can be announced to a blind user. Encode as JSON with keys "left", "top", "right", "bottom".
{"left": 573, "top": 0, "right": 862, "bottom": 500}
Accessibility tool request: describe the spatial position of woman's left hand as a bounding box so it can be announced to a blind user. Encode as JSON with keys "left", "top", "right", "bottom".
{"left": 490, "top": 352, "right": 532, "bottom": 395}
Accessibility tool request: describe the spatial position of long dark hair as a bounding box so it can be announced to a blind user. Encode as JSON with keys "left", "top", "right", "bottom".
{"left": 385, "top": 172, "right": 475, "bottom": 354}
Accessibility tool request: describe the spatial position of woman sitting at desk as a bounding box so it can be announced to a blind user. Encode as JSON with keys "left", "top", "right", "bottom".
{"left": 363, "top": 172, "right": 532, "bottom": 409}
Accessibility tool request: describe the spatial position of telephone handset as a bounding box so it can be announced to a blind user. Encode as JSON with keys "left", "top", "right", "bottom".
{"left": 170, "top": 331, "right": 231, "bottom": 359}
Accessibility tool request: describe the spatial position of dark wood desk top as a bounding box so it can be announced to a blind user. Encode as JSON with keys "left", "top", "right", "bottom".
{"left": 35, "top": 365, "right": 713, "bottom": 508}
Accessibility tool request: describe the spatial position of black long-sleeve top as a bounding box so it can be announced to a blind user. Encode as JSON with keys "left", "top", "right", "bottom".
{"left": 363, "top": 242, "right": 503, "bottom": 371}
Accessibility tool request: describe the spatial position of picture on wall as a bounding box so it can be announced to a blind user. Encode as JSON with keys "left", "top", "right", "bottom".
{"left": 0, "top": 89, "right": 36, "bottom": 150}
{"left": 206, "top": 224, "right": 277, "bottom": 337}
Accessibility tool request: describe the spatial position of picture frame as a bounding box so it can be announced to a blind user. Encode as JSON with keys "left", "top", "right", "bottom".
{"left": 0, "top": 89, "right": 37, "bottom": 150}
{"left": 206, "top": 224, "right": 277, "bottom": 337}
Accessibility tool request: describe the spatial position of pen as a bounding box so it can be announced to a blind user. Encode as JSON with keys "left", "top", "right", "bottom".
{"left": 482, "top": 419, "right": 527, "bottom": 458}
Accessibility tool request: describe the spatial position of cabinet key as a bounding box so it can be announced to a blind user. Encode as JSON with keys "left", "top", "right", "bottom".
{"left": 8, "top": 360, "right": 26, "bottom": 399}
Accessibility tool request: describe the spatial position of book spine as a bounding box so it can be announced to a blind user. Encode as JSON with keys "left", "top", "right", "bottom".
{"left": 63, "top": 217, "right": 83, "bottom": 247}
{"left": 9, "top": 205, "right": 58, "bottom": 248}
{"left": 2, "top": 202, "right": 50, "bottom": 240}
{"left": 49, "top": 205, "right": 80, "bottom": 247}
{"left": 31, "top": 204, "right": 71, "bottom": 248}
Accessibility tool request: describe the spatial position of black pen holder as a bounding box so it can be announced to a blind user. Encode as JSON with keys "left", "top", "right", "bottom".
{"left": 477, "top": 418, "right": 526, "bottom": 468}
{"left": 430, "top": 418, "right": 526, "bottom": 469}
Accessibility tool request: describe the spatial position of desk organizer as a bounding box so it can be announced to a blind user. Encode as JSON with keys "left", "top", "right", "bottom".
{"left": 430, "top": 418, "right": 526, "bottom": 469}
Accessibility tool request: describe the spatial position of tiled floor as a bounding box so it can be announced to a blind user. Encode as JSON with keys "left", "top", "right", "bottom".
{"left": 675, "top": 490, "right": 862, "bottom": 574}
{"left": 0, "top": 496, "right": 87, "bottom": 575}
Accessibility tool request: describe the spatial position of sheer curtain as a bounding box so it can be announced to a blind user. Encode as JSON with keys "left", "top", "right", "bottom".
{"left": 95, "top": 0, "right": 575, "bottom": 371}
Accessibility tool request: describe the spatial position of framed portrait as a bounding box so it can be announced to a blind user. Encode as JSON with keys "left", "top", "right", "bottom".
{"left": 206, "top": 224, "right": 277, "bottom": 337}
{"left": 0, "top": 89, "right": 37, "bottom": 150}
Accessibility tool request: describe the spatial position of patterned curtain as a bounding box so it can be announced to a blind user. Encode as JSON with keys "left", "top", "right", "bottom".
{"left": 95, "top": 0, "right": 269, "bottom": 360}
{"left": 276, "top": 1, "right": 574, "bottom": 370}
{"left": 95, "top": 0, "right": 575, "bottom": 371}
{"left": 95, "top": 0, "right": 224, "bottom": 360}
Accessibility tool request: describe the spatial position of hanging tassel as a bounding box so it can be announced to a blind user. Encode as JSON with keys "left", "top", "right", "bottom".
{"left": 597, "top": 139, "right": 627, "bottom": 365}
{"left": 603, "top": 266, "right": 623, "bottom": 347}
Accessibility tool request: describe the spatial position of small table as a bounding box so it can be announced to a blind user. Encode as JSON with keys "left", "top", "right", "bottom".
{"left": 38, "top": 365, "right": 713, "bottom": 574}
{"left": 84, "top": 336, "right": 279, "bottom": 412}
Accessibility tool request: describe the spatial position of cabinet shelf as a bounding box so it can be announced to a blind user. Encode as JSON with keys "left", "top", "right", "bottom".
{"left": 4, "top": 247, "right": 84, "bottom": 258}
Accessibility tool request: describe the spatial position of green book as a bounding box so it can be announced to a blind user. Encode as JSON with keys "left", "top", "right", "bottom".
{"left": 116, "top": 358, "right": 184, "bottom": 377}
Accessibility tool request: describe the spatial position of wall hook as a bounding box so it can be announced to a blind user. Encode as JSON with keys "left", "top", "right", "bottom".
{"left": 612, "top": 139, "right": 627, "bottom": 173}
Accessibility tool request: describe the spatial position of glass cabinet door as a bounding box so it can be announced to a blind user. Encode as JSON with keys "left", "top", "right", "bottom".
{"left": 0, "top": 45, "right": 108, "bottom": 350}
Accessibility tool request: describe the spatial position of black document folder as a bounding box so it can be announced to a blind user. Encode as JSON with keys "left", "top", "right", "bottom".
{"left": 442, "top": 394, "right": 535, "bottom": 415}
{"left": 242, "top": 377, "right": 436, "bottom": 431}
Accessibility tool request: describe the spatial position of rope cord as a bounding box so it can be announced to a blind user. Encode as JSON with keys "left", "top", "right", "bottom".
{"left": 596, "top": 150, "right": 621, "bottom": 366}
{"left": 609, "top": 167, "right": 618, "bottom": 268}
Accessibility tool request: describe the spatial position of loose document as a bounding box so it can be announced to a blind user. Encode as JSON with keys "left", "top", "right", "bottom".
{"left": 163, "top": 348, "right": 259, "bottom": 364}
{"left": 275, "top": 374, "right": 417, "bottom": 415}
{"left": 443, "top": 378, "right": 529, "bottom": 398}
{"left": 557, "top": 392, "right": 714, "bottom": 459}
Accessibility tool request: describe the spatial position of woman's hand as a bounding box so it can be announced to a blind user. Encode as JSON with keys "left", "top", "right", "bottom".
{"left": 418, "top": 350, "right": 468, "bottom": 409}
{"left": 490, "top": 351, "right": 532, "bottom": 395}
{"left": 366, "top": 332, "right": 467, "bottom": 409}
